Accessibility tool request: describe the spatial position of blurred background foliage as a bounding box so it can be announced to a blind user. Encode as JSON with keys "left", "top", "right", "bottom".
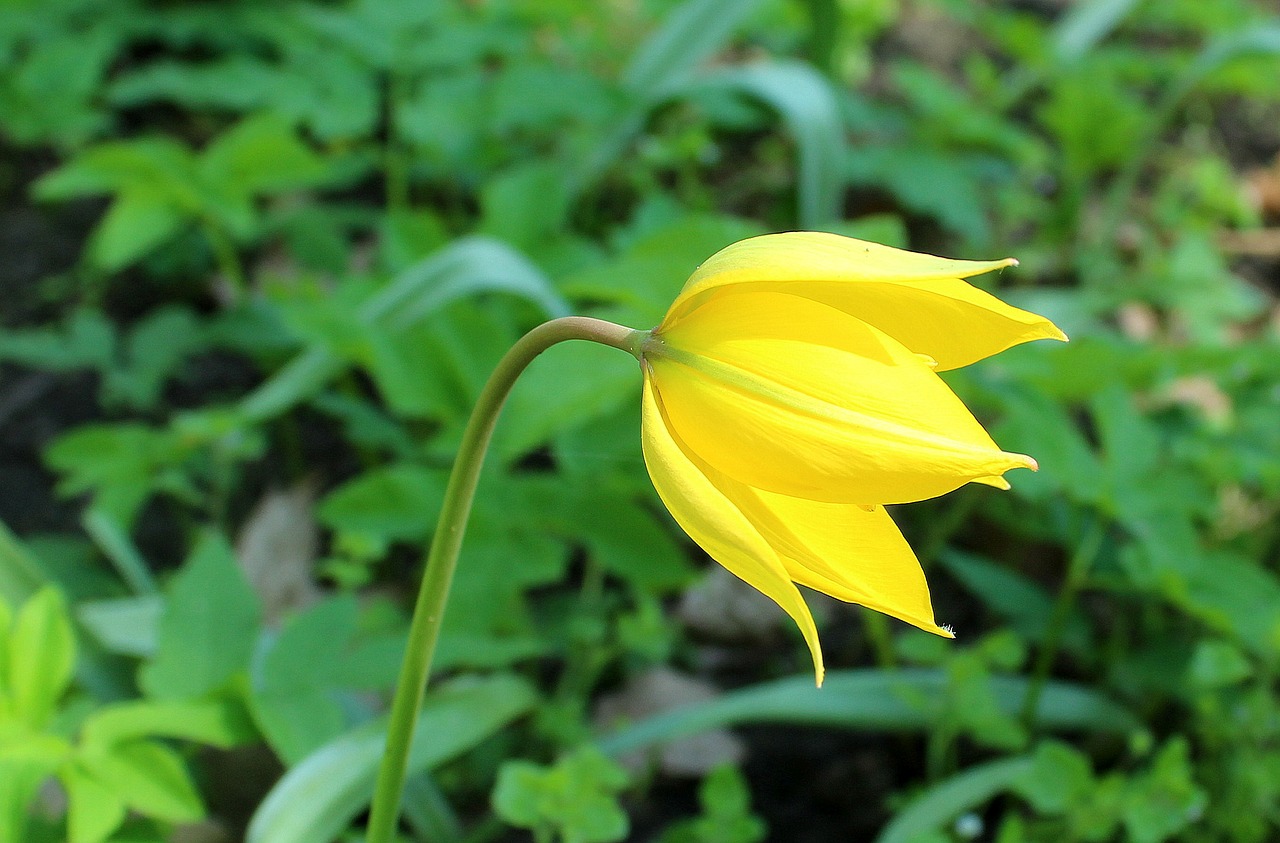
{"left": 1, "top": 0, "right": 1279, "bottom": 840}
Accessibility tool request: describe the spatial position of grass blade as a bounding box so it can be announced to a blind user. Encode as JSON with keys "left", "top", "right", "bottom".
{"left": 245, "top": 674, "right": 536, "bottom": 843}
{"left": 596, "top": 668, "right": 1135, "bottom": 757}
{"left": 873, "top": 756, "right": 1036, "bottom": 843}
{"left": 692, "top": 60, "right": 845, "bottom": 227}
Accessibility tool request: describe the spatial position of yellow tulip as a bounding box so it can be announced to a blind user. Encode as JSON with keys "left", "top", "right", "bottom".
{"left": 638, "top": 232, "right": 1067, "bottom": 685}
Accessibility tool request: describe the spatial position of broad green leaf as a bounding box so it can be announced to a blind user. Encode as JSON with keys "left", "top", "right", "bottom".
{"left": 246, "top": 674, "right": 537, "bottom": 843}
{"left": 7, "top": 586, "right": 75, "bottom": 728}
{"left": 32, "top": 138, "right": 197, "bottom": 201}
{"left": 498, "top": 341, "right": 640, "bottom": 462}
{"left": 62, "top": 764, "right": 125, "bottom": 843}
{"left": 596, "top": 669, "right": 1136, "bottom": 757}
{"left": 80, "top": 698, "right": 255, "bottom": 750}
{"left": 318, "top": 464, "right": 447, "bottom": 543}
{"left": 0, "top": 756, "right": 60, "bottom": 843}
{"left": 249, "top": 596, "right": 361, "bottom": 763}
{"left": 198, "top": 112, "right": 329, "bottom": 195}
{"left": 362, "top": 236, "right": 570, "bottom": 328}
{"left": 83, "top": 740, "right": 203, "bottom": 823}
{"left": 1014, "top": 741, "right": 1095, "bottom": 814}
{"left": 89, "top": 190, "right": 184, "bottom": 271}
{"left": 76, "top": 596, "right": 161, "bottom": 658}
{"left": 140, "top": 532, "right": 261, "bottom": 699}
{"left": 874, "top": 756, "right": 1036, "bottom": 843}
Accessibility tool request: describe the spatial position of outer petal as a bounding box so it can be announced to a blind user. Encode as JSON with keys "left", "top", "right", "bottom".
{"left": 663, "top": 232, "right": 1065, "bottom": 370}
{"left": 640, "top": 371, "right": 825, "bottom": 685}
{"left": 709, "top": 473, "right": 953, "bottom": 638}
{"left": 651, "top": 292, "right": 1035, "bottom": 504}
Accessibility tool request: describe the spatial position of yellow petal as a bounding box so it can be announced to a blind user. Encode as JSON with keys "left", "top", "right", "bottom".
{"left": 651, "top": 292, "right": 1035, "bottom": 504}
{"left": 664, "top": 232, "right": 1065, "bottom": 370}
{"left": 640, "top": 371, "right": 825, "bottom": 685}
{"left": 701, "top": 464, "right": 953, "bottom": 636}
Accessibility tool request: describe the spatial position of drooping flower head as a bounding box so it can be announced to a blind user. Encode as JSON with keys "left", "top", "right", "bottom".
{"left": 638, "top": 232, "right": 1066, "bottom": 685}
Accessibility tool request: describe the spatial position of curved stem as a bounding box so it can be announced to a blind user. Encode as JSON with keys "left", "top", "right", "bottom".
{"left": 366, "top": 317, "right": 644, "bottom": 843}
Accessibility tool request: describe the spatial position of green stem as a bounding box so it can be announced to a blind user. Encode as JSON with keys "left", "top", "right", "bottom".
{"left": 804, "top": 0, "right": 839, "bottom": 77}
{"left": 202, "top": 221, "right": 247, "bottom": 302}
{"left": 365, "top": 317, "right": 644, "bottom": 843}
{"left": 1020, "top": 516, "right": 1104, "bottom": 729}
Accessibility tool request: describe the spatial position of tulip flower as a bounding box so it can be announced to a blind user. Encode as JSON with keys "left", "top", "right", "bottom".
{"left": 368, "top": 232, "right": 1065, "bottom": 840}
{"left": 637, "top": 232, "right": 1067, "bottom": 685}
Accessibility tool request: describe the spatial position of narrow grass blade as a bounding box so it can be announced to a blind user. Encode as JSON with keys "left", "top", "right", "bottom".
{"left": 873, "top": 756, "right": 1037, "bottom": 843}
{"left": 596, "top": 669, "right": 1135, "bottom": 757}
{"left": 693, "top": 60, "right": 845, "bottom": 227}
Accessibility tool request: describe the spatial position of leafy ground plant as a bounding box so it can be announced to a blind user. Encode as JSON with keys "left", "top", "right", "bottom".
{"left": 2, "top": 0, "right": 1279, "bottom": 841}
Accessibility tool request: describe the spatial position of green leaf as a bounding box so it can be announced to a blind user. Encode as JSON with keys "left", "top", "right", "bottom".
{"left": 663, "top": 765, "right": 767, "bottom": 843}
{"left": 76, "top": 596, "right": 162, "bottom": 658}
{"left": 691, "top": 60, "right": 845, "bottom": 227}
{"left": 596, "top": 669, "right": 1136, "bottom": 757}
{"left": 1014, "top": 741, "right": 1095, "bottom": 814}
{"left": 245, "top": 674, "right": 537, "bottom": 843}
{"left": 498, "top": 341, "right": 640, "bottom": 462}
{"left": 1120, "top": 739, "right": 1207, "bottom": 843}
{"left": 61, "top": 764, "right": 125, "bottom": 843}
{"left": 198, "top": 112, "right": 329, "bottom": 196}
{"left": 140, "top": 532, "right": 261, "bottom": 699}
{"left": 622, "top": 0, "right": 768, "bottom": 96}
{"left": 1052, "top": 0, "right": 1142, "bottom": 63}
{"left": 0, "top": 756, "right": 59, "bottom": 843}
{"left": 874, "top": 756, "right": 1036, "bottom": 843}
{"left": 44, "top": 423, "right": 189, "bottom": 527}
{"left": 80, "top": 697, "right": 256, "bottom": 750}
{"left": 249, "top": 596, "right": 361, "bottom": 763}
{"left": 6, "top": 586, "right": 75, "bottom": 728}
{"left": 89, "top": 190, "right": 184, "bottom": 271}
{"left": 318, "top": 465, "right": 447, "bottom": 543}
{"left": 83, "top": 740, "right": 204, "bottom": 823}
{"left": 493, "top": 747, "right": 630, "bottom": 843}
{"left": 0, "top": 521, "right": 46, "bottom": 608}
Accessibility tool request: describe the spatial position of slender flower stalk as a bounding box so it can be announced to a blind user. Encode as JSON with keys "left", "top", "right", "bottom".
{"left": 365, "top": 317, "right": 643, "bottom": 843}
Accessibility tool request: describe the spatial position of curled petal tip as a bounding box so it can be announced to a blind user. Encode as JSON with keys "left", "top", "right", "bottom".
{"left": 1003, "top": 257, "right": 1019, "bottom": 268}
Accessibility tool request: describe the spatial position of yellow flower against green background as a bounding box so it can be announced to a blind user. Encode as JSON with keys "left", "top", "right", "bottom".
{"left": 638, "top": 232, "right": 1067, "bottom": 685}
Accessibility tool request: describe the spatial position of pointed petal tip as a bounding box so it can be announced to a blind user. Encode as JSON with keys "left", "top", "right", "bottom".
{"left": 939, "top": 623, "right": 956, "bottom": 639}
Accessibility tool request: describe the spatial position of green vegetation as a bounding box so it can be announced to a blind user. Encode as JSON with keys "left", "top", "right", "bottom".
{"left": 2, "top": 0, "right": 1279, "bottom": 840}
